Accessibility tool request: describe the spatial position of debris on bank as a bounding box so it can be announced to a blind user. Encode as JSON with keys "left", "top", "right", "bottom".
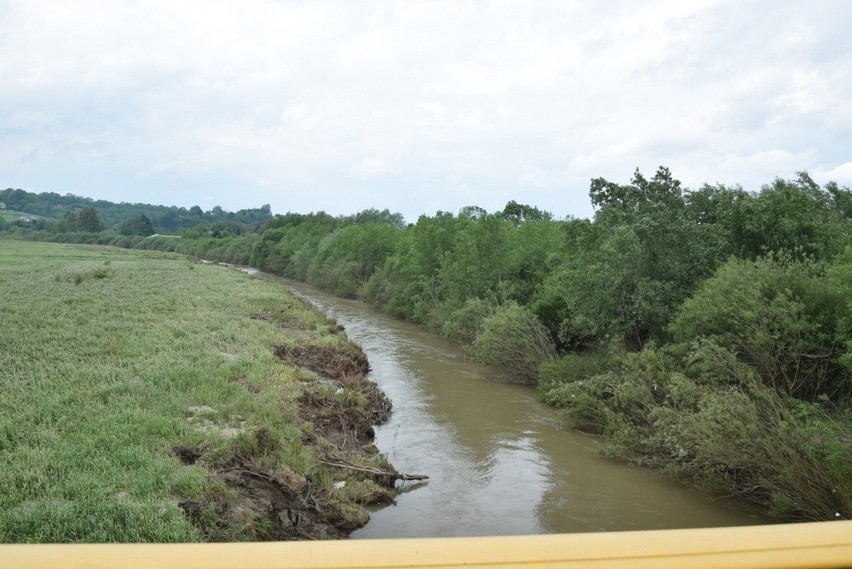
{"left": 175, "top": 303, "right": 425, "bottom": 541}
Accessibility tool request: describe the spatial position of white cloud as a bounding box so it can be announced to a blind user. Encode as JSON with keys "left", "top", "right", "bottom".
{"left": 1, "top": 0, "right": 851, "bottom": 219}
{"left": 350, "top": 158, "right": 391, "bottom": 179}
{"left": 815, "top": 162, "right": 852, "bottom": 187}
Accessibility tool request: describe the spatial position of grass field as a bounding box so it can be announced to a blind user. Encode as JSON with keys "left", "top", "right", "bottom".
{"left": 0, "top": 240, "right": 393, "bottom": 542}
{"left": 0, "top": 209, "right": 51, "bottom": 222}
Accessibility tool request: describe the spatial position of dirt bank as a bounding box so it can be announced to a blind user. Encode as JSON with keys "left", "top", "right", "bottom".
{"left": 175, "top": 302, "right": 414, "bottom": 541}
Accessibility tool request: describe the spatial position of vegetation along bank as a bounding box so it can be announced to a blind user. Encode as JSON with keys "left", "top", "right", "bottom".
{"left": 0, "top": 240, "right": 405, "bottom": 542}
{"left": 3, "top": 166, "right": 851, "bottom": 521}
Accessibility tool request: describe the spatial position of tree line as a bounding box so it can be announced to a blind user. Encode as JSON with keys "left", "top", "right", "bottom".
{"left": 0, "top": 187, "right": 273, "bottom": 233}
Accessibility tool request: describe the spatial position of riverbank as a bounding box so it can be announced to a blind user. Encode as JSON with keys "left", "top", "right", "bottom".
{"left": 0, "top": 240, "right": 398, "bottom": 542}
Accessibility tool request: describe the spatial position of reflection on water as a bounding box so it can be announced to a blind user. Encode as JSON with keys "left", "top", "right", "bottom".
{"left": 281, "top": 280, "right": 767, "bottom": 539}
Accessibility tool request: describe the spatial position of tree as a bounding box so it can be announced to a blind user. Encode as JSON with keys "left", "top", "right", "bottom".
{"left": 76, "top": 208, "right": 104, "bottom": 232}
{"left": 500, "top": 201, "right": 550, "bottom": 226}
{"left": 561, "top": 167, "right": 725, "bottom": 349}
{"left": 670, "top": 255, "right": 850, "bottom": 401}
{"left": 120, "top": 214, "right": 155, "bottom": 236}
{"left": 711, "top": 173, "right": 852, "bottom": 261}
{"left": 342, "top": 208, "right": 406, "bottom": 227}
{"left": 59, "top": 211, "right": 78, "bottom": 232}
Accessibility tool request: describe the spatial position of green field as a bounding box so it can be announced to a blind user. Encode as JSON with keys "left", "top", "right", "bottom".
{"left": 0, "top": 240, "right": 393, "bottom": 542}
{"left": 0, "top": 209, "right": 51, "bottom": 222}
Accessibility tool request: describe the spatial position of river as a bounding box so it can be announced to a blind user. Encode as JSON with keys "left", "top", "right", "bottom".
{"left": 278, "top": 279, "right": 768, "bottom": 538}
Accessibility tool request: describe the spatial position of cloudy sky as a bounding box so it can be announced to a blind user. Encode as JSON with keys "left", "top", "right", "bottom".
{"left": 2, "top": 1, "right": 851, "bottom": 222}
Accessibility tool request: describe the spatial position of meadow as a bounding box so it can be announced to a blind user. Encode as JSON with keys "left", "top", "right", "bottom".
{"left": 0, "top": 240, "right": 393, "bottom": 542}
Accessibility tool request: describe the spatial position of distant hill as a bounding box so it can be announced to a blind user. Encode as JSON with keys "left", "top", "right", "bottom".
{"left": 0, "top": 188, "right": 272, "bottom": 233}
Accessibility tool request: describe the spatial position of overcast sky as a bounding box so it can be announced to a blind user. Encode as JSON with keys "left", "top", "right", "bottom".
{"left": 2, "top": 1, "right": 851, "bottom": 222}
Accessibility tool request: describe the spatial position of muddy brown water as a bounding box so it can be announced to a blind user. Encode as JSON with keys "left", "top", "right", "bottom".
{"left": 274, "top": 277, "right": 769, "bottom": 538}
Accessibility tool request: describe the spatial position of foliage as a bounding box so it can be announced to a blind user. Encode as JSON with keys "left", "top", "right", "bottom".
{"left": 670, "top": 255, "right": 850, "bottom": 401}
{"left": 727, "top": 173, "right": 852, "bottom": 261}
{"left": 500, "top": 200, "right": 550, "bottom": 225}
{"left": 250, "top": 212, "right": 339, "bottom": 279}
{"left": 0, "top": 187, "right": 273, "bottom": 233}
{"left": 307, "top": 223, "right": 400, "bottom": 298}
{"left": 539, "top": 344, "right": 851, "bottom": 520}
{"left": 120, "top": 214, "right": 155, "bottom": 236}
{"left": 471, "top": 302, "right": 557, "bottom": 384}
{"left": 564, "top": 167, "right": 729, "bottom": 348}
{"left": 77, "top": 207, "right": 104, "bottom": 232}
{"left": 441, "top": 298, "right": 495, "bottom": 345}
{"left": 338, "top": 207, "right": 406, "bottom": 227}
{"left": 57, "top": 207, "right": 105, "bottom": 233}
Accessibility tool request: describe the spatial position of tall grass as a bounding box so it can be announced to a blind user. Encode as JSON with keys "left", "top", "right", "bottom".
{"left": 0, "top": 240, "right": 365, "bottom": 542}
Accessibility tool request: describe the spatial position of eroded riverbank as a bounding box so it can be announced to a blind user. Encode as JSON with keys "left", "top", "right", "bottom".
{"left": 0, "top": 243, "right": 401, "bottom": 542}
{"left": 177, "top": 295, "right": 407, "bottom": 541}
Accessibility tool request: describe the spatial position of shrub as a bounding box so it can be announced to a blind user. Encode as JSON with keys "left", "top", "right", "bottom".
{"left": 550, "top": 344, "right": 852, "bottom": 520}
{"left": 441, "top": 298, "right": 495, "bottom": 344}
{"left": 472, "top": 302, "right": 556, "bottom": 384}
{"left": 670, "top": 255, "right": 849, "bottom": 401}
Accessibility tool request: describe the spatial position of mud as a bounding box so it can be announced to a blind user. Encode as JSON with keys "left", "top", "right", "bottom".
{"left": 276, "top": 342, "right": 370, "bottom": 381}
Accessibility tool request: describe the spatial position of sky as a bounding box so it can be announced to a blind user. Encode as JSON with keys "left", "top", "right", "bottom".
{"left": 2, "top": 1, "right": 851, "bottom": 223}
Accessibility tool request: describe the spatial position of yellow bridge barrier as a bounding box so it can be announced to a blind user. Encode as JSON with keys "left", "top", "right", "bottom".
{"left": 3, "top": 521, "right": 851, "bottom": 569}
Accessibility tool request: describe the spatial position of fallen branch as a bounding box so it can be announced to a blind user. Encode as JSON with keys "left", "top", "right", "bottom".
{"left": 318, "top": 459, "right": 429, "bottom": 482}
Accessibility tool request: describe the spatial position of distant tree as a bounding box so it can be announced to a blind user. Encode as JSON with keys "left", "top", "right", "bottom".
{"left": 189, "top": 205, "right": 203, "bottom": 216}
{"left": 59, "top": 211, "right": 78, "bottom": 232}
{"left": 120, "top": 214, "right": 155, "bottom": 236}
{"left": 459, "top": 205, "right": 487, "bottom": 220}
{"left": 76, "top": 207, "right": 104, "bottom": 232}
{"left": 500, "top": 200, "right": 550, "bottom": 225}
{"left": 209, "top": 220, "right": 244, "bottom": 238}
{"left": 344, "top": 208, "right": 405, "bottom": 227}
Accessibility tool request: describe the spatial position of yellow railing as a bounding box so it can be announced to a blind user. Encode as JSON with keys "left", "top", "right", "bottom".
{"left": 3, "top": 521, "right": 851, "bottom": 569}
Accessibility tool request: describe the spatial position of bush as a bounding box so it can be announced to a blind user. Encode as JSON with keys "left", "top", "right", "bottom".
{"left": 441, "top": 298, "right": 495, "bottom": 344}
{"left": 547, "top": 344, "right": 851, "bottom": 520}
{"left": 670, "top": 255, "right": 849, "bottom": 401}
{"left": 471, "top": 302, "right": 556, "bottom": 384}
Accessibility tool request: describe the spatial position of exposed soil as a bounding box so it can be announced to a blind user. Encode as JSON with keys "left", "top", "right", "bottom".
{"left": 276, "top": 342, "right": 370, "bottom": 381}
{"left": 175, "top": 317, "right": 405, "bottom": 541}
{"left": 177, "top": 432, "right": 381, "bottom": 541}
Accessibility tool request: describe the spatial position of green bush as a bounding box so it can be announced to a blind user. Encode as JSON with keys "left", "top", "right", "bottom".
{"left": 441, "top": 298, "right": 495, "bottom": 344}
{"left": 670, "top": 255, "right": 849, "bottom": 401}
{"left": 471, "top": 302, "right": 556, "bottom": 384}
{"left": 539, "top": 340, "right": 851, "bottom": 520}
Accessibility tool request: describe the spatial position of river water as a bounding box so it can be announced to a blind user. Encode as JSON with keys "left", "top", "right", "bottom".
{"left": 279, "top": 279, "right": 768, "bottom": 538}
